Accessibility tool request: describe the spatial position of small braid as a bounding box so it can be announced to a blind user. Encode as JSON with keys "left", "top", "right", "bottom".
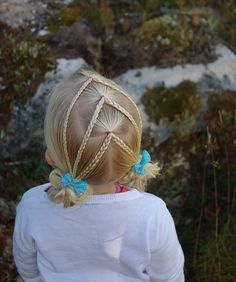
{"left": 72, "top": 96, "right": 106, "bottom": 177}
{"left": 76, "top": 134, "right": 113, "bottom": 180}
{"left": 63, "top": 78, "right": 93, "bottom": 173}
{"left": 105, "top": 97, "right": 140, "bottom": 140}
{"left": 105, "top": 81, "right": 143, "bottom": 132}
{"left": 112, "top": 134, "right": 137, "bottom": 160}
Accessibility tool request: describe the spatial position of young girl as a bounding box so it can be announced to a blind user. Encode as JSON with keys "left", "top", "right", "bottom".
{"left": 13, "top": 70, "right": 185, "bottom": 282}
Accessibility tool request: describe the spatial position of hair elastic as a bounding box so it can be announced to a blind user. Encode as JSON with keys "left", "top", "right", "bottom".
{"left": 134, "top": 149, "right": 151, "bottom": 175}
{"left": 60, "top": 172, "right": 87, "bottom": 197}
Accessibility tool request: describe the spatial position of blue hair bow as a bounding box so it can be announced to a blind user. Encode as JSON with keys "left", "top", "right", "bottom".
{"left": 60, "top": 172, "right": 87, "bottom": 196}
{"left": 134, "top": 149, "right": 151, "bottom": 175}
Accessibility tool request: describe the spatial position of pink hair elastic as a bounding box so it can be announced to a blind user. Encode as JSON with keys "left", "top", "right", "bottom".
{"left": 106, "top": 131, "right": 113, "bottom": 136}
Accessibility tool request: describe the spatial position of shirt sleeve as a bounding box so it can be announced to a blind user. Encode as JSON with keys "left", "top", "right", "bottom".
{"left": 147, "top": 202, "right": 185, "bottom": 282}
{"left": 12, "top": 202, "right": 42, "bottom": 282}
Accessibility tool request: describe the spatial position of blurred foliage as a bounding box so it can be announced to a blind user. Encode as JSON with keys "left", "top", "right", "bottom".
{"left": 145, "top": 89, "right": 236, "bottom": 281}
{"left": 48, "top": 1, "right": 115, "bottom": 34}
{"left": 45, "top": 1, "right": 235, "bottom": 78}
{"left": 0, "top": 24, "right": 55, "bottom": 129}
{"left": 49, "top": 6, "right": 83, "bottom": 31}
{"left": 45, "top": 0, "right": 235, "bottom": 72}
{"left": 0, "top": 155, "right": 50, "bottom": 202}
{"left": 194, "top": 220, "right": 236, "bottom": 282}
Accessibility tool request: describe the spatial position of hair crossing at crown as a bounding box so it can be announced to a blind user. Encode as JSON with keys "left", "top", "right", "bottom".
{"left": 64, "top": 71, "right": 142, "bottom": 183}
{"left": 82, "top": 71, "right": 143, "bottom": 133}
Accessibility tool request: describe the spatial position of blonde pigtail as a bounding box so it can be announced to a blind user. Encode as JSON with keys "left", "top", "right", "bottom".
{"left": 120, "top": 161, "right": 161, "bottom": 191}
{"left": 48, "top": 169, "right": 93, "bottom": 208}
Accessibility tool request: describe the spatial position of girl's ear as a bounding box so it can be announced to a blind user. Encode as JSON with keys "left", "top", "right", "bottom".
{"left": 45, "top": 149, "right": 56, "bottom": 168}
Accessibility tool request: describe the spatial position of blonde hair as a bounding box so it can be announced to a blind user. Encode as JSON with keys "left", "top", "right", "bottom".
{"left": 44, "top": 70, "right": 160, "bottom": 207}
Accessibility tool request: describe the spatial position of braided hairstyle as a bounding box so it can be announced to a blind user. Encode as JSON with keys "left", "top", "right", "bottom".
{"left": 44, "top": 70, "right": 160, "bottom": 207}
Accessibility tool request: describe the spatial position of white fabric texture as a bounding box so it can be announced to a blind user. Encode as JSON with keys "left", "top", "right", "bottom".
{"left": 13, "top": 183, "right": 185, "bottom": 282}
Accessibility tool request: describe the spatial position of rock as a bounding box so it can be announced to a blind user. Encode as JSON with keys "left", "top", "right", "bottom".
{"left": 0, "top": 0, "right": 72, "bottom": 29}
{"left": 101, "top": 35, "right": 151, "bottom": 76}
{"left": 1, "top": 44, "right": 236, "bottom": 160}
{"left": 38, "top": 28, "right": 49, "bottom": 37}
{"left": 0, "top": 58, "right": 88, "bottom": 159}
{"left": 114, "top": 44, "right": 236, "bottom": 143}
{"left": 115, "top": 44, "right": 236, "bottom": 90}
{"left": 0, "top": 0, "right": 47, "bottom": 28}
{"left": 50, "top": 22, "right": 93, "bottom": 46}
{"left": 49, "top": 21, "right": 100, "bottom": 60}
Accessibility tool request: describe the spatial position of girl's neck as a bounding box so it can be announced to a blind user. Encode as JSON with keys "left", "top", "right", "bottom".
{"left": 89, "top": 182, "right": 117, "bottom": 195}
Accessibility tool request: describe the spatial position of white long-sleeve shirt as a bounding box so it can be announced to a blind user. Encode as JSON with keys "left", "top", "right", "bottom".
{"left": 13, "top": 183, "right": 185, "bottom": 282}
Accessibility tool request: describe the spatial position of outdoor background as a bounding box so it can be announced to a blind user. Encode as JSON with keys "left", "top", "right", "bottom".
{"left": 0, "top": 0, "right": 236, "bottom": 281}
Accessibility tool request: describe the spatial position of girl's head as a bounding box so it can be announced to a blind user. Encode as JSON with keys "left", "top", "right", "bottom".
{"left": 44, "top": 70, "right": 160, "bottom": 207}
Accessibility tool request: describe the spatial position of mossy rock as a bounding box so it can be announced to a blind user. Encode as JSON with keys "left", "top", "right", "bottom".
{"left": 48, "top": 1, "right": 115, "bottom": 34}
{"left": 48, "top": 6, "right": 83, "bottom": 32}
{"left": 216, "top": 0, "right": 236, "bottom": 49}
{"left": 0, "top": 24, "right": 55, "bottom": 130}
{"left": 142, "top": 81, "right": 201, "bottom": 123}
{"left": 134, "top": 12, "right": 217, "bottom": 64}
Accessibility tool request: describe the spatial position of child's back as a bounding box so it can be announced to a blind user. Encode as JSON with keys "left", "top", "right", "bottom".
{"left": 13, "top": 70, "right": 184, "bottom": 282}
